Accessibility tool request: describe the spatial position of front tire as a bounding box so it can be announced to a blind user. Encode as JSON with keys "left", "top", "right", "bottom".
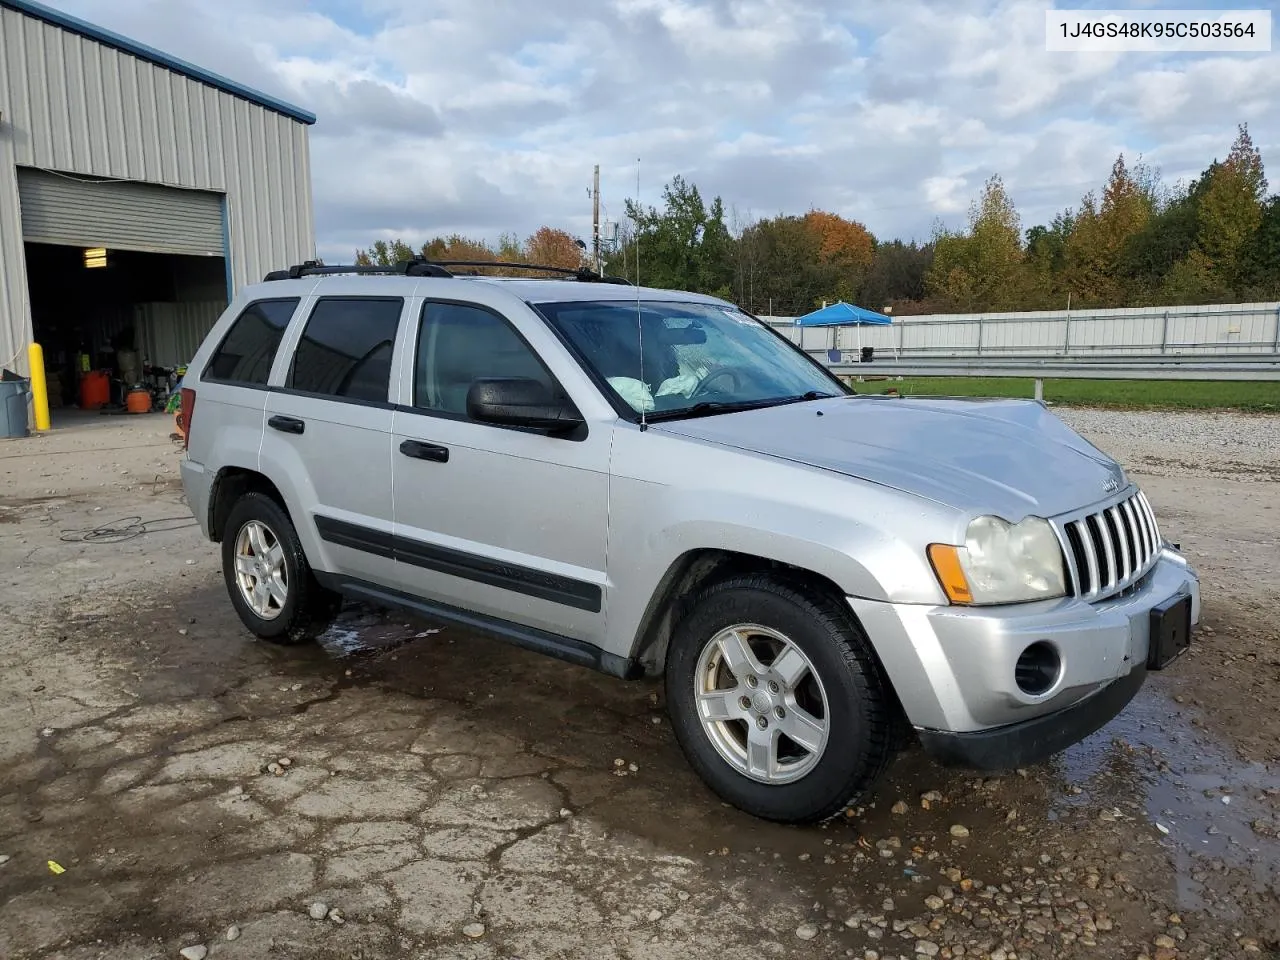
{"left": 221, "top": 492, "right": 340, "bottom": 645}
{"left": 665, "top": 574, "right": 897, "bottom": 823}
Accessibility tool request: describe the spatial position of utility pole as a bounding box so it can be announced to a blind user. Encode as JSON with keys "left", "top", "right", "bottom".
{"left": 592, "top": 164, "right": 601, "bottom": 274}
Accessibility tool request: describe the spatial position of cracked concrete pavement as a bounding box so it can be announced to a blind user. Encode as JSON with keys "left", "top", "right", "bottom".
{"left": 1, "top": 411, "right": 1278, "bottom": 960}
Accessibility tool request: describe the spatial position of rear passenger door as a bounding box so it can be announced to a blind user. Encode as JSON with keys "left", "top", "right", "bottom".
{"left": 261, "top": 296, "right": 405, "bottom": 585}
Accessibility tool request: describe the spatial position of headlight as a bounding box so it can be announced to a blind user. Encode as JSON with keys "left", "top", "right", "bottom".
{"left": 928, "top": 515, "right": 1067, "bottom": 605}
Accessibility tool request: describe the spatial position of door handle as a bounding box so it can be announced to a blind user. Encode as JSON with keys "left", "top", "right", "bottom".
{"left": 399, "top": 439, "right": 449, "bottom": 463}
{"left": 268, "top": 415, "right": 305, "bottom": 435}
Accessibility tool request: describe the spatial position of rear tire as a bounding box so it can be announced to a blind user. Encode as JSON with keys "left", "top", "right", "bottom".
{"left": 665, "top": 574, "right": 896, "bottom": 823}
{"left": 221, "top": 492, "right": 340, "bottom": 645}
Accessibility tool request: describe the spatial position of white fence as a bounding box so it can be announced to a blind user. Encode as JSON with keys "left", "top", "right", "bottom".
{"left": 762, "top": 301, "right": 1280, "bottom": 360}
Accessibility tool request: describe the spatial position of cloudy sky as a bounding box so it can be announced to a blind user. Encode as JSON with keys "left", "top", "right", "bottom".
{"left": 45, "top": 0, "right": 1280, "bottom": 263}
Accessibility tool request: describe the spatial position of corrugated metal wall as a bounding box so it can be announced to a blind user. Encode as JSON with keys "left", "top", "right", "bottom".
{"left": 17, "top": 168, "right": 225, "bottom": 255}
{"left": 137, "top": 301, "right": 226, "bottom": 369}
{"left": 0, "top": 4, "right": 314, "bottom": 374}
{"left": 765, "top": 302, "right": 1280, "bottom": 359}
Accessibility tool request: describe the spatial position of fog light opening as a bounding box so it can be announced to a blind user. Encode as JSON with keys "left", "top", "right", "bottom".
{"left": 1015, "top": 641, "right": 1060, "bottom": 696}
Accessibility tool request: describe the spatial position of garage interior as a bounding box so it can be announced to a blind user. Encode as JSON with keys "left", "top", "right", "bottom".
{"left": 17, "top": 169, "right": 229, "bottom": 413}
{"left": 24, "top": 244, "right": 227, "bottom": 410}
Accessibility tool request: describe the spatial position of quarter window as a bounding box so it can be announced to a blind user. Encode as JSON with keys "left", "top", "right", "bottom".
{"left": 288, "top": 298, "right": 403, "bottom": 402}
{"left": 414, "top": 302, "right": 559, "bottom": 416}
{"left": 205, "top": 298, "right": 299, "bottom": 385}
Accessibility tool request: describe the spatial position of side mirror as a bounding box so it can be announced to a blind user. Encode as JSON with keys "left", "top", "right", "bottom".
{"left": 466, "top": 378, "right": 584, "bottom": 433}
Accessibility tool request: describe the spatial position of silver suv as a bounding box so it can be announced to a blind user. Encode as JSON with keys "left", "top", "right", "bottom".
{"left": 179, "top": 259, "right": 1200, "bottom": 823}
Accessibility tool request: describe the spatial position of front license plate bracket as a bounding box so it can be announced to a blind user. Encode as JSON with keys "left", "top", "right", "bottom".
{"left": 1147, "top": 594, "right": 1193, "bottom": 670}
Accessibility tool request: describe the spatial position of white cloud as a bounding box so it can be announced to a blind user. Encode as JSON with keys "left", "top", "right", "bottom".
{"left": 923, "top": 176, "right": 970, "bottom": 215}
{"left": 40, "top": 0, "right": 1280, "bottom": 263}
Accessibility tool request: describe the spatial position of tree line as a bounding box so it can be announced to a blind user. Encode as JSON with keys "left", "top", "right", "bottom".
{"left": 356, "top": 124, "right": 1278, "bottom": 316}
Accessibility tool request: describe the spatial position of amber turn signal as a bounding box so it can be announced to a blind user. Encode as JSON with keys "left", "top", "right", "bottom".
{"left": 927, "top": 544, "right": 974, "bottom": 605}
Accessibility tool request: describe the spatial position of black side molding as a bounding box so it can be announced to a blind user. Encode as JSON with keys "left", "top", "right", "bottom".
{"left": 314, "top": 515, "right": 602, "bottom": 613}
{"left": 312, "top": 572, "right": 641, "bottom": 681}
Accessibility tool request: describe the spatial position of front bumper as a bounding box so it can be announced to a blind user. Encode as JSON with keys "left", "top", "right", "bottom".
{"left": 915, "top": 661, "right": 1148, "bottom": 769}
{"left": 850, "top": 547, "right": 1199, "bottom": 764}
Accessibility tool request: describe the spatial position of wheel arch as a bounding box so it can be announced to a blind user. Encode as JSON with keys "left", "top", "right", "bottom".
{"left": 209, "top": 466, "right": 288, "bottom": 543}
{"left": 628, "top": 549, "right": 853, "bottom": 676}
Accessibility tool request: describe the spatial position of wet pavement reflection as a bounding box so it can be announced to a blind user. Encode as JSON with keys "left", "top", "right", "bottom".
{"left": 1056, "top": 687, "right": 1280, "bottom": 914}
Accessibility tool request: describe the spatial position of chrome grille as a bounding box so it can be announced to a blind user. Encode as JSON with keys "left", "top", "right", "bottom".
{"left": 1058, "top": 490, "right": 1161, "bottom": 601}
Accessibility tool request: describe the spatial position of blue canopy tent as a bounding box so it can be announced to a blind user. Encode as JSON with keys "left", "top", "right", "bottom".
{"left": 795, "top": 301, "right": 893, "bottom": 326}
{"left": 794, "top": 301, "right": 892, "bottom": 362}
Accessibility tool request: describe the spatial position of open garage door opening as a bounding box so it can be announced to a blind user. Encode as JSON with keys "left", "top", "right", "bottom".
{"left": 24, "top": 243, "right": 228, "bottom": 413}
{"left": 17, "top": 169, "right": 229, "bottom": 414}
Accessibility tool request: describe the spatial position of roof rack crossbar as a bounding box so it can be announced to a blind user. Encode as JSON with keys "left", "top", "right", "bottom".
{"left": 263, "top": 259, "right": 454, "bottom": 281}
{"left": 263, "top": 258, "right": 632, "bottom": 285}
{"left": 410, "top": 260, "right": 634, "bottom": 285}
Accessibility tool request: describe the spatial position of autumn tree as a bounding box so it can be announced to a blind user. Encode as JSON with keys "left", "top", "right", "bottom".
{"left": 1060, "top": 156, "right": 1156, "bottom": 306}
{"left": 422, "top": 234, "right": 497, "bottom": 263}
{"left": 927, "top": 175, "right": 1030, "bottom": 311}
{"left": 524, "top": 226, "right": 585, "bottom": 271}
{"left": 496, "top": 233, "right": 524, "bottom": 264}
{"left": 1194, "top": 123, "right": 1268, "bottom": 288}
{"left": 1118, "top": 187, "right": 1200, "bottom": 304}
{"left": 803, "top": 211, "right": 874, "bottom": 267}
{"left": 356, "top": 230, "right": 585, "bottom": 277}
{"left": 801, "top": 210, "right": 875, "bottom": 303}
{"left": 355, "top": 238, "right": 418, "bottom": 266}
{"left": 1121, "top": 125, "right": 1271, "bottom": 304}
{"left": 734, "top": 215, "right": 826, "bottom": 315}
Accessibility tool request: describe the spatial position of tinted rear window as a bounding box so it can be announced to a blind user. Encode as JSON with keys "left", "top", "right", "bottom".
{"left": 205, "top": 299, "right": 299, "bottom": 385}
{"left": 288, "top": 298, "right": 403, "bottom": 402}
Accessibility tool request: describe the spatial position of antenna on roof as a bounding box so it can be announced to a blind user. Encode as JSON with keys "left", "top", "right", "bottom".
{"left": 634, "top": 157, "right": 646, "bottom": 432}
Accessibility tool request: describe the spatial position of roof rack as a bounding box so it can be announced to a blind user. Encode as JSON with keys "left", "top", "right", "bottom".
{"left": 263, "top": 259, "right": 452, "bottom": 281}
{"left": 263, "top": 258, "right": 633, "bottom": 285}
{"left": 430, "top": 261, "right": 633, "bottom": 285}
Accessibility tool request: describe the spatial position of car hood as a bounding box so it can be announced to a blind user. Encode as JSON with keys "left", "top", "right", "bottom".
{"left": 653, "top": 396, "right": 1126, "bottom": 521}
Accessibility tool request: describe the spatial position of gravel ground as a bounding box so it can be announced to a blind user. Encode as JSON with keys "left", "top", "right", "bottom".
{"left": 1055, "top": 407, "right": 1280, "bottom": 482}
{"left": 1055, "top": 408, "right": 1280, "bottom": 454}
{"left": 0, "top": 408, "right": 1277, "bottom": 960}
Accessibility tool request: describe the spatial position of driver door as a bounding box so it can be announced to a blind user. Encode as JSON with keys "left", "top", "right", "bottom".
{"left": 390, "top": 299, "right": 612, "bottom": 644}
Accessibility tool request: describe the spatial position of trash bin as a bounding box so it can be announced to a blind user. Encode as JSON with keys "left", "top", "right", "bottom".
{"left": 860, "top": 346, "right": 875, "bottom": 363}
{"left": 0, "top": 374, "right": 31, "bottom": 438}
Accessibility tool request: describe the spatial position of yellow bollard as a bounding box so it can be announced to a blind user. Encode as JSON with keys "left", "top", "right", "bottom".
{"left": 27, "top": 341, "right": 51, "bottom": 432}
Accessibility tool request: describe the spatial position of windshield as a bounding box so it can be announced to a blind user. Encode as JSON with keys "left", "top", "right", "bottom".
{"left": 536, "top": 299, "right": 848, "bottom": 419}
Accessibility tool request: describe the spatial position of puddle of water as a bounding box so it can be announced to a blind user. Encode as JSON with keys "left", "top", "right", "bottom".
{"left": 316, "top": 602, "right": 443, "bottom": 657}
{"left": 1054, "top": 684, "right": 1280, "bottom": 909}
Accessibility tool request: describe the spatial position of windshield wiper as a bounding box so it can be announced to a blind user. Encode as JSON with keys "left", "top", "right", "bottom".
{"left": 645, "top": 398, "right": 782, "bottom": 422}
{"left": 645, "top": 393, "right": 834, "bottom": 423}
{"left": 772, "top": 390, "right": 839, "bottom": 405}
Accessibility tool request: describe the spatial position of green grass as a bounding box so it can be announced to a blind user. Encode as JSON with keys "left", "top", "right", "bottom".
{"left": 847, "top": 377, "right": 1280, "bottom": 412}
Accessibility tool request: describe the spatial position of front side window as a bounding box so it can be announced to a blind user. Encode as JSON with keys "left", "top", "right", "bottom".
{"left": 287, "top": 297, "right": 402, "bottom": 402}
{"left": 413, "top": 302, "right": 560, "bottom": 417}
{"left": 205, "top": 298, "right": 299, "bottom": 385}
{"left": 536, "top": 299, "right": 848, "bottom": 420}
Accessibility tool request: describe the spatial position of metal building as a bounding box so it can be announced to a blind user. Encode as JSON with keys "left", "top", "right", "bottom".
{"left": 0, "top": 0, "right": 315, "bottom": 406}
